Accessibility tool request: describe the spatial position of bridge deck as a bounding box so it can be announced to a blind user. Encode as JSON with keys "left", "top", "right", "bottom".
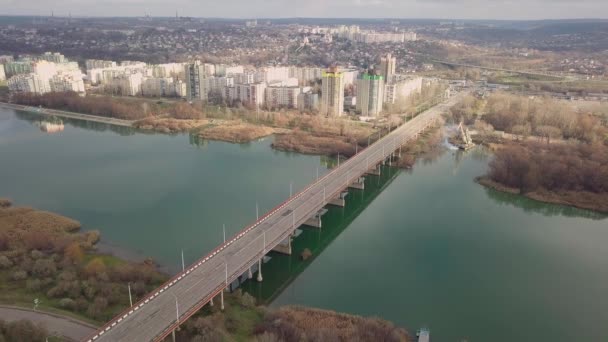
{"left": 86, "top": 93, "right": 466, "bottom": 342}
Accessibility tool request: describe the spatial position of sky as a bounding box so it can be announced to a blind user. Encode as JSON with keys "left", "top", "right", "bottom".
{"left": 1, "top": 0, "right": 607, "bottom": 20}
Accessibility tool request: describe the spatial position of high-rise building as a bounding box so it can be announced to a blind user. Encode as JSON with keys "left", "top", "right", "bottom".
{"left": 297, "top": 90, "right": 319, "bottom": 112}
{"left": 185, "top": 62, "right": 203, "bottom": 100}
{"left": 384, "top": 77, "right": 423, "bottom": 104}
{"left": 379, "top": 54, "right": 396, "bottom": 83}
{"left": 356, "top": 73, "right": 385, "bottom": 117}
{"left": 39, "top": 52, "right": 66, "bottom": 63}
{"left": 7, "top": 74, "right": 50, "bottom": 94}
{"left": 49, "top": 73, "right": 86, "bottom": 94}
{"left": 265, "top": 86, "right": 301, "bottom": 109}
{"left": 320, "top": 68, "right": 344, "bottom": 117}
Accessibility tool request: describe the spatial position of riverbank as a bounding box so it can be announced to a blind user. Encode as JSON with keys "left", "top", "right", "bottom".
{"left": 476, "top": 176, "right": 608, "bottom": 213}
{"left": 0, "top": 199, "right": 167, "bottom": 324}
{"left": 395, "top": 122, "right": 445, "bottom": 169}
{"left": 176, "top": 290, "right": 411, "bottom": 341}
{"left": 272, "top": 131, "right": 358, "bottom": 157}
{"left": 0, "top": 102, "right": 134, "bottom": 127}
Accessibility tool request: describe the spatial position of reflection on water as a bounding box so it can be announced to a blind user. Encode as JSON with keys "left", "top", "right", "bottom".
{"left": 240, "top": 164, "right": 401, "bottom": 303}
{"left": 15, "top": 110, "right": 138, "bottom": 136}
{"left": 484, "top": 186, "right": 607, "bottom": 220}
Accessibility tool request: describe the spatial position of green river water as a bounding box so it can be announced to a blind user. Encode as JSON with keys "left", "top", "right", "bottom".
{"left": 1, "top": 108, "right": 607, "bottom": 341}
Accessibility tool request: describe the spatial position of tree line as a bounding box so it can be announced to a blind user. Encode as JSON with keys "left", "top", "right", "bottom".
{"left": 488, "top": 142, "right": 608, "bottom": 194}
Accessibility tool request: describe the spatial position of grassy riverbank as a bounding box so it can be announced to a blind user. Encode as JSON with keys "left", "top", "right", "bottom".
{"left": 173, "top": 290, "right": 411, "bottom": 342}
{"left": 476, "top": 176, "right": 608, "bottom": 213}
{"left": 0, "top": 199, "right": 167, "bottom": 325}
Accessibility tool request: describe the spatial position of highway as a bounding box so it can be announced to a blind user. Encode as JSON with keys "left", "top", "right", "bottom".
{"left": 85, "top": 92, "right": 467, "bottom": 342}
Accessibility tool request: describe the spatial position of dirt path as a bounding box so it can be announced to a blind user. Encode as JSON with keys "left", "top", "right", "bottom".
{"left": 0, "top": 305, "right": 97, "bottom": 341}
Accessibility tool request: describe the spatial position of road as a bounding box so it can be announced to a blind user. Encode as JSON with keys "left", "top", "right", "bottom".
{"left": 0, "top": 306, "right": 96, "bottom": 341}
{"left": 0, "top": 102, "right": 134, "bottom": 127}
{"left": 86, "top": 92, "right": 468, "bottom": 342}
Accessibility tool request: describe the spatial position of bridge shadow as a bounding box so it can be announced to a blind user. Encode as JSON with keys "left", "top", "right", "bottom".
{"left": 238, "top": 164, "right": 402, "bottom": 304}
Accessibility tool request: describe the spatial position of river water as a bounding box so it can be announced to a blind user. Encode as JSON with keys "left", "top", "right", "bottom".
{"left": 1, "top": 108, "right": 607, "bottom": 341}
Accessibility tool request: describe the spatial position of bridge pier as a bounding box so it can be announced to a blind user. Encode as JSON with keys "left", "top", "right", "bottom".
{"left": 366, "top": 165, "right": 381, "bottom": 176}
{"left": 257, "top": 259, "right": 263, "bottom": 282}
{"left": 349, "top": 176, "right": 365, "bottom": 190}
{"left": 328, "top": 191, "right": 348, "bottom": 207}
{"left": 303, "top": 216, "right": 322, "bottom": 228}
{"left": 272, "top": 236, "right": 292, "bottom": 255}
{"left": 172, "top": 329, "right": 176, "bottom": 342}
{"left": 248, "top": 267, "right": 253, "bottom": 279}
{"left": 210, "top": 296, "right": 214, "bottom": 306}
{"left": 220, "top": 290, "right": 224, "bottom": 311}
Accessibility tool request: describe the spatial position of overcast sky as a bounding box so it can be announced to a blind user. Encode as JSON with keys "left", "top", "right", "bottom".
{"left": 1, "top": 0, "right": 607, "bottom": 20}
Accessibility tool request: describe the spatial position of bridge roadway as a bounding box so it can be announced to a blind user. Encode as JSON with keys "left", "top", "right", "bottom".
{"left": 86, "top": 92, "right": 467, "bottom": 342}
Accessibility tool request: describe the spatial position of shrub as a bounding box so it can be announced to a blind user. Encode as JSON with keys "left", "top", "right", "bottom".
{"left": 25, "top": 279, "right": 42, "bottom": 292}
{"left": 30, "top": 250, "right": 44, "bottom": 260}
{"left": 0, "top": 256, "right": 12, "bottom": 269}
{"left": 32, "top": 259, "right": 57, "bottom": 277}
{"left": 84, "top": 258, "right": 106, "bottom": 277}
{"left": 59, "top": 298, "right": 76, "bottom": 310}
{"left": 1, "top": 319, "right": 48, "bottom": 342}
{"left": 64, "top": 243, "right": 84, "bottom": 264}
{"left": 10, "top": 270, "right": 27, "bottom": 281}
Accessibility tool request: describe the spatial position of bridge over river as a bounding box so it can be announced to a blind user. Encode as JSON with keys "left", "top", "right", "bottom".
{"left": 85, "top": 92, "right": 467, "bottom": 342}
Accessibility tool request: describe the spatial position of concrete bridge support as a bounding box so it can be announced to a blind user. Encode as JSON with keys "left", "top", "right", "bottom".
{"left": 303, "top": 209, "right": 327, "bottom": 229}
{"left": 349, "top": 176, "right": 365, "bottom": 190}
{"left": 248, "top": 267, "right": 253, "bottom": 279}
{"left": 366, "top": 165, "right": 381, "bottom": 176}
{"left": 220, "top": 290, "right": 224, "bottom": 311}
{"left": 257, "top": 259, "right": 263, "bottom": 282}
{"left": 272, "top": 235, "right": 292, "bottom": 255}
{"left": 328, "top": 191, "right": 348, "bottom": 207}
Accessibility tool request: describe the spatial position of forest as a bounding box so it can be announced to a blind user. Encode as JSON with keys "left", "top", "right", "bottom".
{"left": 488, "top": 142, "right": 608, "bottom": 194}
{"left": 452, "top": 92, "right": 608, "bottom": 145}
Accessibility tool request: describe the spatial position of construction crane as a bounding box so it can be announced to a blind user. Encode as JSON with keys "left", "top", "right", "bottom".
{"left": 458, "top": 121, "right": 474, "bottom": 150}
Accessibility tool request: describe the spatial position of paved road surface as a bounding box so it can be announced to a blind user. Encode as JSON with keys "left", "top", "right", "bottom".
{"left": 0, "top": 306, "right": 96, "bottom": 341}
{"left": 87, "top": 92, "right": 468, "bottom": 342}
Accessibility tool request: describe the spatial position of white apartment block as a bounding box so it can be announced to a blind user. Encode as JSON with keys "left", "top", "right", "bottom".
{"left": 339, "top": 68, "right": 359, "bottom": 86}
{"left": 49, "top": 73, "right": 85, "bottom": 93}
{"left": 149, "top": 63, "right": 185, "bottom": 78}
{"left": 233, "top": 72, "right": 256, "bottom": 85}
{"left": 356, "top": 74, "right": 385, "bottom": 117}
{"left": 8, "top": 74, "right": 50, "bottom": 94}
{"left": 255, "top": 66, "right": 290, "bottom": 83}
{"left": 202, "top": 76, "right": 235, "bottom": 101}
{"left": 384, "top": 77, "right": 423, "bottom": 104}
{"left": 265, "top": 86, "right": 301, "bottom": 109}
{"left": 289, "top": 67, "right": 323, "bottom": 84}
{"left": 215, "top": 64, "right": 244, "bottom": 77}
{"left": 297, "top": 91, "right": 319, "bottom": 112}
{"left": 39, "top": 52, "right": 66, "bottom": 63}
{"left": 234, "top": 83, "right": 266, "bottom": 107}
{"left": 142, "top": 77, "right": 175, "bottom": 97}
{"left": 105, "top": 73, "right": 144, "bottom": 96}
{"left": 85, "top": 59, "right": 117, "bottom": 70}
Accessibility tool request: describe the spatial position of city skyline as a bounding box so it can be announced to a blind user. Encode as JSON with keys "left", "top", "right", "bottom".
{"left": 1, "top": 0, "right": 607, "bottom": 20}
